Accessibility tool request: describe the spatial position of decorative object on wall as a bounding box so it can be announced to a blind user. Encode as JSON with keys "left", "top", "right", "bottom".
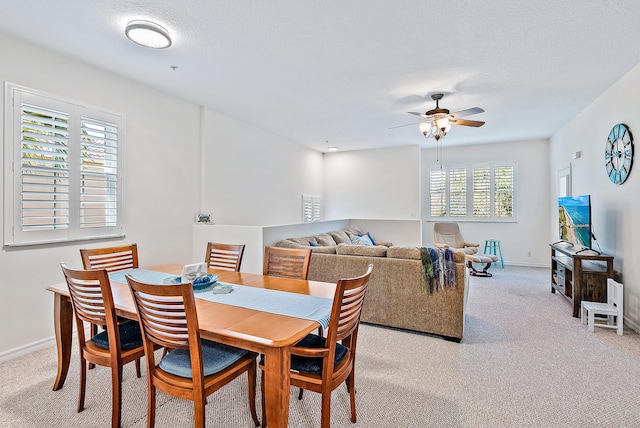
{"left": 196, "top": 213, "right": 212, "bottom": 223}
{"left": 605, "top": 123, "right": 633, "bottom": 185}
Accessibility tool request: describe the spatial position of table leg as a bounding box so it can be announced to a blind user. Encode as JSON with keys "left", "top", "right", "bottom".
{"left": 52, "top": 293, "right": 73, "bottom": 391}
{"left": 262, "top": 347, "right": 291, "bottom": 427}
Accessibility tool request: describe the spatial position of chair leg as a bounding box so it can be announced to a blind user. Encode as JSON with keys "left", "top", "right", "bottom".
{"left": 617, "top": 315, "right": 624, "bottom": 336}
{"left": 588, "top": 311, "right": 595, "bottom": 332}
{"left": 260, "top": 370, "right": 266, "bottom": 428}
{"left": 298, "top": 388, "right": 304, "bottom": 400}
{"left": 111, "top": 364, "right": 123, "bottom": 428}
{"left": 320, "top": 391, "right": 332, "bottom": 428}
{"left": 147, "top": 383, "right": 156, "bottom": 428}
{"left": 581, "top": 304, "right": 586, "bottom": 324}
{"left": 347, "top": 373, "right": 357, "bottom": 423}
{"left": 194, "top": 394, "right": 206, "bottom": 428}
{"left": 247, "top": 361, "right": 260, "bottom": 427}
{"left": 135, "top": 358, "right": 142, "bottom": 378}
{"left": 78, "top": 353, "right": 87, "bottom": 413}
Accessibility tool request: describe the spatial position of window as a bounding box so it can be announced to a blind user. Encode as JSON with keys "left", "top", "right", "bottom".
{"left": 302, "top": 195, "right": 321, "bottom": 223}
{"left": 427, "top": 162, "right": 516, "bottom": 222}
{"left": 4, "top": 83, "right": 124, "bottom": 245}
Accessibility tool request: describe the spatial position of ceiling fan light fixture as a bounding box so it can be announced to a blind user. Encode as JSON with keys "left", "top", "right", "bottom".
{"left": 419, "top": 122, "right": 432, "bottom": 135}
{"left": 125, "top": 20, "right": 172, "bottom": 49}
{"left": 436, "top": 116, "right": 449, "bottom": 129}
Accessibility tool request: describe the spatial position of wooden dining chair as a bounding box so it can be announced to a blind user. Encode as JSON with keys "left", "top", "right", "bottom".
{"left": 260, "top": 264, "right": 373, "bottom": 428}
{"left": 126, "top": 275, "right": 260, "bottom": 428}
{"left": 263, "top": 246, "right": 312, "bottom": 280}
{"left": 205, "top": 242, "right": 245, "bottom": 271}
{"left": 80, "top": 243, "right": 140, "bottom": 341}
{"left": 60, "top": 263, "right": 146, "bottom": 428}
{"left": 80, "top": 243, "right": 139, "bottom": 272}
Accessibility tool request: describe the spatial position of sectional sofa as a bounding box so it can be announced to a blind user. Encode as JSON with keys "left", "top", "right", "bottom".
{"left": 275, "top": 228, "right": 469, "bottom": 341}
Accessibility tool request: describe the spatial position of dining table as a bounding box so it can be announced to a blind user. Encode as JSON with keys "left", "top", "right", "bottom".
{"left": 47, "top": 263, "right": 336, "bottom": 427}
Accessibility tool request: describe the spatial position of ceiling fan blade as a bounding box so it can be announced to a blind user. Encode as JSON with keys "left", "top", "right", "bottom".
{"left": 408, "top": 111, "right": 428, "bottom": 117}
{"left": 450, "top": 107, "right": 484, "bottom": 118}
{"left": 450, "top": 118, "right": 485, "bottom": 127}
{"left": 389, "top": 121, "right": 423, "bottom": 129}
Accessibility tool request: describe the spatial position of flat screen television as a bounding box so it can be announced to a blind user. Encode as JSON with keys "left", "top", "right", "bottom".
{"left": 558, "top": 195, "right": 591, "bottom": 249}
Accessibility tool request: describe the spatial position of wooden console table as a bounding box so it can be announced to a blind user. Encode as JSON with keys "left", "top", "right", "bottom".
{"left": 550, "top": 242, "right": 614, "bottom": 317}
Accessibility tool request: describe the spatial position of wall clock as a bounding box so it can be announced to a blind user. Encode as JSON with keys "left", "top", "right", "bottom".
{"left": 605, "top": 123, "right": 633, "bottom": 185}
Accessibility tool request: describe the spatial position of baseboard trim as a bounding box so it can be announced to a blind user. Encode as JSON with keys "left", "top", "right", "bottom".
{"left": 624, "top": 316, "right": 640, "bottom": 334}
{"left": 0, "top": 335, "right": 56, "bottom": 364}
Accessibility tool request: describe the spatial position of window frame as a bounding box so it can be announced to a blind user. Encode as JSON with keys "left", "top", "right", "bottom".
{"left": 426, "top": 161, "right": 517, "bottom": 222}
{"left": 4, "top": 83, "right": 126, "bottom": 246}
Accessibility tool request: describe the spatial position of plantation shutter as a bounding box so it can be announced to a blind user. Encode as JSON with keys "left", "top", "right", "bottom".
{"left": 302, "top": 195, "right": 321, "bottom": 223}
{"left": 80, "top": 117, "right": 118, "bottom": 228}
{"left": 473, "top": 167, "right": 491, "bottom": 218}
{"left": 20, "top": 103, "right": 71, "bottom": 232}
{"left": 5, "top": 84, "right": 124, "bottom": 246}
{"left": 449, "top": 168, "right": 466, "bottom": 217}
{"left": 494, "top": 165, "right": 514, "bottom": 218}
{"left": 429, "top": 169, "right": 446, "bottom": 217}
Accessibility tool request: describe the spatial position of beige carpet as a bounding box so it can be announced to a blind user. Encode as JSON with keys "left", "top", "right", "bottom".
{"left": 2, "top": 266, "right": 640, "bottom": 427}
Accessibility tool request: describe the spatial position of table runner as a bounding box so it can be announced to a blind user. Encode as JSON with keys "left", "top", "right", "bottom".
{"left": 109, "top": 269, "right": 332, "bottom": 329}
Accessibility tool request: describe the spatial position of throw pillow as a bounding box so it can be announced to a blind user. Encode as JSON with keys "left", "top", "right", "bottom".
{"left": 360, "top": 232, "right": 376, "bottom": 246}
{"left": 350, "top": 234, "right": 374, "bottom": 246}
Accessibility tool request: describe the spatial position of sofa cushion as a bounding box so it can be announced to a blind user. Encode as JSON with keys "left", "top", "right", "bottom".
{"left": 336, "top": 243, "right": 387, "bottom": 257}
{"left": 310, "top": 246, "right": 337, "bottom": 254}
{"left": 330, "top": 230, "right": 352, "bottom": 244}
{"left": 386, "top": 246, "right": 421, "bottom": 260}
{"left": 316, "top": 233, "right": 337, "bottom": 246}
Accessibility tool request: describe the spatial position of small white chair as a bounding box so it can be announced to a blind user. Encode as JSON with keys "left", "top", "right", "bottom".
{"left": 581, "top": 278, "right": 624, "bottom": 336}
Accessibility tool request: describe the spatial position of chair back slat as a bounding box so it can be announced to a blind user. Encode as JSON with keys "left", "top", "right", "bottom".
{"left": 61, "top": 265, "right": 112, "bottom": 326}
{"left": 333, "top": 270, "right": 371, "bottom": 342}
{"left": 206, "top": 243, "right": 245, "bottom": 271}
{"left": 263, "top": 246, "right": 311, "bottom": 280}
{"left": 80, "top": 244, "right": 139, "bottom": 272}
{"left": 127, "top": 276, "right": 197, "bottom": 350}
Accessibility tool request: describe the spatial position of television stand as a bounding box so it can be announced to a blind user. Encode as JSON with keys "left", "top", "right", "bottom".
{"left": 575, "top": 247, "right": 600, "bottom": 255}
{"left": 550, "top": 243, "right": 613, "bottom": 317}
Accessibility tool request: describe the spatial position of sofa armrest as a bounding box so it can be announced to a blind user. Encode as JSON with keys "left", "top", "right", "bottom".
{"left": 464, "top": 242, "right": 480, "bottom": 248}
{"left": 434, "top": 243, "right": 449, "bottom": 248}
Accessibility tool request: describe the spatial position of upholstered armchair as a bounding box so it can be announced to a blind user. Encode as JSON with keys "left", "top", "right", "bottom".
{"left": 433, "top": 222, "right": 479, "bottom": 255}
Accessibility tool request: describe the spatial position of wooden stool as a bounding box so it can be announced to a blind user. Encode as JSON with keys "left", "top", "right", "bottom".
{"left": 484, "top": 239, "right": 504, "bottom": 268}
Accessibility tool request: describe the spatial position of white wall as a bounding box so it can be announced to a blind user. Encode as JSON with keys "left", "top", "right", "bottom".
{"left": 549, "top": 62, "right": 640, "bottom": 329}
{"left": 0, "top": 33, "right": 326, "bottom": 357}
{"left": 323, "top": 145, "right": 421, "bottom": 220}
{"left": 0, "top": 33, "right": 201, "bottom": 356}
{"left": 200, "top": 108, "right": 324, "bottom": 226}
{"left": 422, "top": 139, "right": 551, "bottom": 267}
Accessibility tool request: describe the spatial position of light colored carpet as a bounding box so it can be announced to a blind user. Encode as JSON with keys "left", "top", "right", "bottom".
{"left": 2, "top": 266, "right": 640, "bottom": 427}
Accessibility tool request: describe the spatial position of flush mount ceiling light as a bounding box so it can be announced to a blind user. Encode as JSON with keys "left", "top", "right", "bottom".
{"left": 125, "top": 20, "right": 172, "bottom": 49}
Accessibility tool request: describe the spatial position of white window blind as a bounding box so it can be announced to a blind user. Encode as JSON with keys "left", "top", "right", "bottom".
{"left": 428, "top": 162, "right": 516, "bottom": 222}
{"left": 494, "top": 165, "right": 514, "bottom": 218}
{"left": 449, "top": 168, "right": 466, "bottom": 217}
{"left": 4, "top": 83, "right": 125, "bottom": 245}
{"left": 302, "top": 195, "right": 321, "bottom": 223}
{"left": 20, "top": 103, "right": 71, "bottom": 232}
{"left": 429, "top": 169, "right": 446, "bottom": 217}
{"left": 472, "top": 167, "right": 491, "bottom": 218}
{"left": 80, "top": 117, "right": 118, "bottom": 228}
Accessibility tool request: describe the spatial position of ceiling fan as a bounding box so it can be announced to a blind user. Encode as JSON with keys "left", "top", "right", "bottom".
{"left": 392, "top": 93, "right": 485, "bottom": 140}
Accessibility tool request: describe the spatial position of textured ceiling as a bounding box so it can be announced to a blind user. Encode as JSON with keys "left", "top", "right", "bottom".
{"left": 2, "top": 1, "right": 640, "bottom": 152}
